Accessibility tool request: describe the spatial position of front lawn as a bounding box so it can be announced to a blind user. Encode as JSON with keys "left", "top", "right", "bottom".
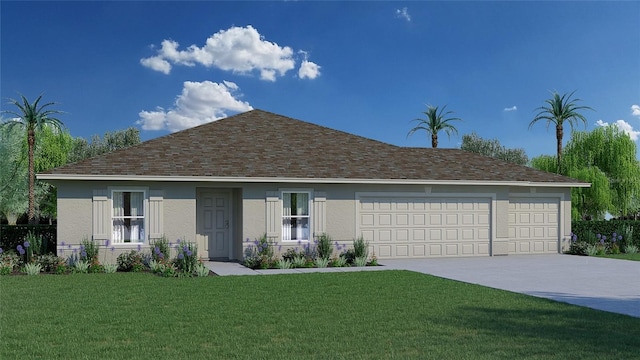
{"left": 597, "top": 253, "right": 640, "bottom": 261}
{"left": 1, "top": 271, "right": 639, "bottom": 359}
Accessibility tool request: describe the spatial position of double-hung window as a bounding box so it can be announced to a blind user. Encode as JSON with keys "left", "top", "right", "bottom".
{"left": 112, "top": 191, "right": 145, "bottom": 243}
{"left": 282, "top": 192, "right": 310, "bottom": 241}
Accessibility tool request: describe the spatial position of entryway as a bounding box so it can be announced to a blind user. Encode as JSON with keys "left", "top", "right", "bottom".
{"left": 197, "top": 189, "right": 232, "bottom": 260}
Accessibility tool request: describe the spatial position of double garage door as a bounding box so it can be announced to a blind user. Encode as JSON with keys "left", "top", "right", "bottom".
{"left": 358, "top": 195, "right": 559, "bottom": 259}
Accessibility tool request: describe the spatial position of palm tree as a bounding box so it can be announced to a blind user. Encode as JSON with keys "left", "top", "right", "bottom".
{"left": 2, "top": 94, "right": 64, "bottom": 224}
{"left": 407, "top": 105, "right": 461, "bottom": 148}
{"left": 529, "top": 91, "right": 593, "bottom": 174}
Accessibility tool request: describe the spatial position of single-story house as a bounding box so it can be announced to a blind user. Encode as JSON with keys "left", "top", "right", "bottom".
{"left": 39, "top": 109, "right": 589, "bottom": 261}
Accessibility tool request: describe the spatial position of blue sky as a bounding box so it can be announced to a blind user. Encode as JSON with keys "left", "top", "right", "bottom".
{"left": 2, "top": 1, "right": 639, "bottom": 159}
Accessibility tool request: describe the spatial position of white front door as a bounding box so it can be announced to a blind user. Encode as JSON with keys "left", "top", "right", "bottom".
{"left": 200, "top": 191, "right": 231, "bottom": 259}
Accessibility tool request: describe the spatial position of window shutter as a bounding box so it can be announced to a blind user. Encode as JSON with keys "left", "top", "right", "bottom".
{"left": 313, "top": 192, "right": 326, "bottom": 237}
{"left": 148, "top": 190, "right": 164, "bottom": 240}
{"left": 92, "top": 189, "right": 109, "bottom": 240}
{"left": 265, "top": 191, "right": 280, "bottom": 239}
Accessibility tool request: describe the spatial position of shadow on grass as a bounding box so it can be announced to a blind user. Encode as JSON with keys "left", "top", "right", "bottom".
{"left": 525, "top": 290, "right": 640, "bottom": 318}
{"left": 449, "top": 304, "right": 640, "bottom": 359}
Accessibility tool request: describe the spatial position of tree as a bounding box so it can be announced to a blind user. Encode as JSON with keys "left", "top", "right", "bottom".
{"left": 529, "top": 90, "right": 593, "bottom": 174}
{"left": 0, "top": 124, "right": 28, "bottom": 224}
{"left": 531, "top": 126, "right": 640, "bottom": 219}
{"left": 68, "top": 127, "right": 140, "bottom": 163}
{"left": 1, "top": 94, "right": 64, "bottom": 224}
{"left": 408, "top": 105, "right": 461, "bottom": 148}
{"left": 460, "top": 132, "right": 529, "bottom": 165}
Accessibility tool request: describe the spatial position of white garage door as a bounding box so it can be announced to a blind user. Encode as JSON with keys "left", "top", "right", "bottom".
{"left": 508, "top": 197, "right": 559, "bottom": 254}
{"left": 358, "top": 196, "right": 491, "bottom": 259}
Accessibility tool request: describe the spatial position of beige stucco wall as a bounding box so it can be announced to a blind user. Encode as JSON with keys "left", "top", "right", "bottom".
{"left": 53, "top": 179, "right": 574, "bottom": 263}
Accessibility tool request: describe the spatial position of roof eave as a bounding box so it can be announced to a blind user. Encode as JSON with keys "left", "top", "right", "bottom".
{"left": 37, "top": 173, "right": 591, "bottom": 188}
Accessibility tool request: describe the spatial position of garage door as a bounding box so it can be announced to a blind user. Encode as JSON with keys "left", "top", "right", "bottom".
{"left": 508, "top": 197, "right": 559, "bottom": 254}
{"left": 358, "top": 196, "right": 491, "bottom": 258}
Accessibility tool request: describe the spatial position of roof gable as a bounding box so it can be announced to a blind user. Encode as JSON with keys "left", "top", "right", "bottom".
{"left": 42, "top": 109, "right": 586, "bottom": 185}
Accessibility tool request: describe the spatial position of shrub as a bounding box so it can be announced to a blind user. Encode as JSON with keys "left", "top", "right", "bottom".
{"left": 316, "top": 233, "right": 333, "bottom": 260}
{"left": 174, "top": 239, "right": 198, "bottom": 275}
{"left": 243, "top": 234, "right": 274, "bottom": 269}
{"left": 314, "top": 257, "right": 329, "bottom": 268}
{"left": 276, "top": 259, "right": 293, "bottom": 269}
{"left": 117, "top": 250, "right": 144, "bottom": 272}
{"left": 25, "top": 232, "right": 44, "bottom": 256}
{"left": 23, "top": 262, "right": 42, "bottom": 275}
{"left": 0, "top": 250, "right": 20, "bottom": 274}
{"left": 103, "top": 264, "right": 118, "bottom": 273}
{"left": 624, "top": 244, "right": 638, "bottom": 254}
{"left": 353, "top": 236, "right": 369, "bottom": 259}
{"left": 194, "top": 263, "right": 210, "bottom": 277}
{"left": 35, "top": 254, "right": 66, "bottom": 273}
{"left": 150, "top": 236, "right": 170, "bottom": 263}
{"left": 331, "top": 255, "right": 347, "bottom": 268}
{"left": 567, "top": 240, "right": 589, "bottom": 256}
{"left": 80, "top": 236, "right": 99, "bottom": 264}
{"left": 74, "top": 260, "right": 90, "bottom": 273}
{"left": 354, "top": 256, "right": 368, "bottom": 267}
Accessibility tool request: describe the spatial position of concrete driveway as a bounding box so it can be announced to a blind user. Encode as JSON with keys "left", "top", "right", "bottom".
{"left": 379, "top": 254, "right": 640, "bottom": 318}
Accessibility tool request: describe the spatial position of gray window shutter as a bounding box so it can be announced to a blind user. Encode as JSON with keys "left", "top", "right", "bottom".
{"left": 92, "top": 189, "right": 109, "bottom": 241}
{"left": 148, "top": 190, "right": 164, "bottom": 240}
{"left": 313, "top": 191, "right": 326, "bottom": 237}
{"left": 266, "top": 191, "right": 280, "bottom": 239}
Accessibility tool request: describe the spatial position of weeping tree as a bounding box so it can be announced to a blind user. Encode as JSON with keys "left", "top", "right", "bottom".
{"left": 0, "top": 124, "right": 28, "bottom": 224}
{"left": 1, "top": 94, "right": 64, "bottom": 224}
{"left": 531, "top": 125, "right": 640, "bottom": 219}
{"left": 408, "top": 105, "right": 461, "bottom": 148}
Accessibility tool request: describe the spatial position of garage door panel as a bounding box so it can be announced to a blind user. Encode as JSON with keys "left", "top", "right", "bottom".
{"left": 360, "top": 196, "right": 491, "bottom": 258}
{"left": 509, "top": 197, "right": 559, "bottom": 255}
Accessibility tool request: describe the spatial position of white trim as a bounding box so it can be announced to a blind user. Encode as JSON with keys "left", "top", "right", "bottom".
{"left": 109, "top": 187, "right": 149, "bottom": 245}
{"left": 280, "top": 189, "right": 313, "bottom": 242}
{"left": 355, "top": 191, "right": 497, "bottom": 257}
{"left": 38, "top": 173, "right": 590, "bottom": 188}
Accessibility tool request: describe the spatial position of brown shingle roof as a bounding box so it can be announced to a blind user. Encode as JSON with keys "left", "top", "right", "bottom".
{"left": 42, "top": 109, "right": 585, "bottom": 184}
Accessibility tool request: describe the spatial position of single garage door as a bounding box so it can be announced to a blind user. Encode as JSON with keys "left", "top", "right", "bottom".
{"left": 508, "top": 197, "right": 560, "bottom": 254}
{"left": 358, "top": 196, "right": 491, "bottom": 258}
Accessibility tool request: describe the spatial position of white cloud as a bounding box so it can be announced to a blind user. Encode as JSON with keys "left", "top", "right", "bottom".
{"left": 503, "top": 106, "right": 517, "bottom": 112}
{"left": 596, "top": 119, "right": 640, "bottom": 141}
{"left": 136, "top": 80, "right": 253, "bottom": 132}
{"left": 396, "top": 7, "right": 411, "bottom": 22}
{"left": 140, "top": 25, "right": 319, "bottom": 81}
{"left": 298, "top": 60, "right": 321, "bottom": 79}
{"left": 632, "top": 104, "right": 640, "bottom": 117}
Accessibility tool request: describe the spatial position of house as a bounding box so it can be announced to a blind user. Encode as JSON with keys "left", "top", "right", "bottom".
{"left": 39, "top": 109, "right": 589, "bottom": 261}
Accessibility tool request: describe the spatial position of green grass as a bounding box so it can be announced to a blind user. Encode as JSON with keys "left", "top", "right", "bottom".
{"left": 597, "top": 253, "right": 640, "bottom": 261}
{"left": 1, "top": 271, "right": 639, "bottom": 359}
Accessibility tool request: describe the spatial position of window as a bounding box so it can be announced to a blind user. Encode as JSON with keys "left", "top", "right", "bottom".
{"left": 112, "top": 191, "right": 145, "bottom": 243}
{"left": 282, "top": 192, "right": 310, "bottom": 241}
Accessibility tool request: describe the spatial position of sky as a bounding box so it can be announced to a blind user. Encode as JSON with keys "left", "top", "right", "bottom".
{"left": 1, "top": 1, "right": 639, "bottom": 160}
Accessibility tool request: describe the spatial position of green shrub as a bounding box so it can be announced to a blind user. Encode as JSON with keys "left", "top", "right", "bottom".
{"left": 35, "top": 254, "right": 66, "bottom": 272}
{"left": 150, "top": 236, "right": 170, "bottom": 263}
{"left": 80, "top": 236, "right": 99, "bottom": 264}
{"left": 174, "top": 239, "right": 198, "bottom": 275}
{"left": 331, "top": 255, "right": 347, "bottom": 267}
{"left": 23, "top": 262, "right": 42, "bottom": 275}
{"left": 354, "top": 256, "right": 368, "bottom": 267}
{"left": 353, "top": 236, "right": 369, "bottom": 259}
{"left": 567, "top": 241, "right": 589, "bottom": 256}
{"left": 316, "top": 233, "right": 333, "bottom": 260}
{"left": 103, "top": 264, "right": 118, "bottom": 273}
{"left": 624, "top": 244, "right": 638, "bottom": 254}
{"left": 117, "top": 250, "right": 144, "bottom": 272}
{"left": 194, "top": 263, "right": 210, "bottom": 277}
{"left": 243, "top": 234, "right": 273, "bottom": 269}
{"left": 276, "top": 259, "right": 293, "bottom": 269}
{"left": 74, "top": 260, "right": 90, "bottom": 273}
{"left": 315, "top": 257, "right": 329, "bottom": 268}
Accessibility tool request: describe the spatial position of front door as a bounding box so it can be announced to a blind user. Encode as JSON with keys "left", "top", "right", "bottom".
{"left": 200, "top": 191, "right": 231, "bottom": 259}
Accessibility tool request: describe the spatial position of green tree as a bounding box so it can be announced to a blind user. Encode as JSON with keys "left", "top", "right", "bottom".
{"left": 68, "top": 127, "right": 140, "bottom": 163}
{"left": 460, "top": 132, "right": 529, "bottom": 165}
{"left": 408, "top": 105, "right": 461, "bottom": 148}
{"left": 529, "top": 91, "right": 593, "bottom": 174}
{"left": 531, "top": 126, "right": 640, "bottom": 219}
{"left": 0, "top": 124, "right": 28, "bottom": 224}
{"left": 2, "top": 94, "right": 64, "bottom": 224}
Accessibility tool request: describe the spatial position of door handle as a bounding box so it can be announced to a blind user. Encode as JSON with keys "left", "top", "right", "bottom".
{"left": 225, "top": 220, "right": 229, "bottom": 229}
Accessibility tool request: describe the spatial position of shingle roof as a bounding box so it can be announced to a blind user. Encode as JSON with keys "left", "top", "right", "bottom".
{"left": 42, "top": 109, "right": 585, "bottom": 184}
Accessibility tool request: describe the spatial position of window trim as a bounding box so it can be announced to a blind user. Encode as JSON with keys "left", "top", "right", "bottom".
{"left": 109, "top": 187, "right": 148, "bottom": 244}
{"left": 280, "top": 189, "right": 313, "bottom": 242}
